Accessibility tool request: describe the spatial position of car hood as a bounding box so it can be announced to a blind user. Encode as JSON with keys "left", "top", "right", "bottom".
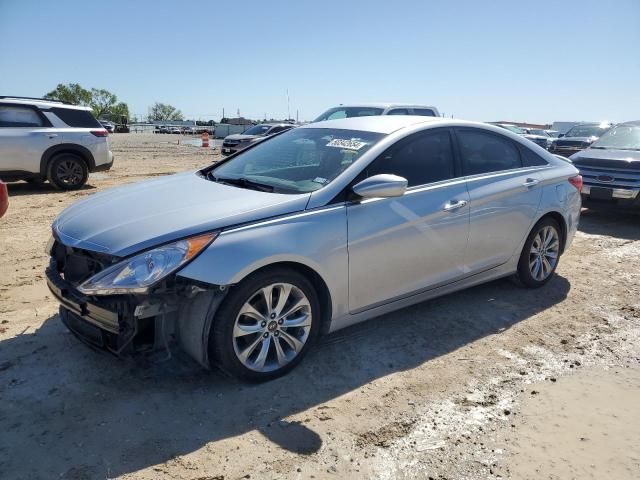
{"left": 53, "top": 171, "right": 310, "bottom": 257}
{"left": 225, "top": 134, "right": 260, "bottom": 141}
{"left": 556, "top": 136, "right": 597, "bottom": 143}
{"left": 570, "top": 148, "right": 640, "bottom": 162}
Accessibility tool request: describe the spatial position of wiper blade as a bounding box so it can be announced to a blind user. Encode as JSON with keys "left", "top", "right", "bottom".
{"left": 215, "top": 176, "right": 275, "bottom": 192}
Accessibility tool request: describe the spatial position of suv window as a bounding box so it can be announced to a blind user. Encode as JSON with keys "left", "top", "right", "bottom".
{"left": 387, "top": 109, "right": 410, "bottom": 115}
{"left": 362, "top": 129, "right": 455, "bottom": 187}
{"left": 50, "top": 107, "right": 102, "bottom": 128}
{"left": 0, "top": 105, "right": 44, "bottom": 127}
{"left": 457, "top": 129, "right": 522, "bottom": 175}
{"left": 412, "top": 108, "right": 436, "bottom": 117}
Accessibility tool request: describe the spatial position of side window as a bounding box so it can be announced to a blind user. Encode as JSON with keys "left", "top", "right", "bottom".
{"left": 50, "top": 108, "right": 102, "bottom": 128}
{"left": 0, "top": 106, "right": 44, "bottom": 127}
{"left": 457, "top": 129, "right": 522, "bottom": 175}
{"left": 326, "top": 110, "right": 347, "bottom": 120}
{"left": 519, "top": 145, "right": 549, "bottom": 167}
{"left": 412, "top": 108, "right": 436, "bottom": 117}
{"left": 364, "top": 130, "right": 455, "bottom": 187}
{"left": 387, "top": 109, "right": 410, "bottom": 115}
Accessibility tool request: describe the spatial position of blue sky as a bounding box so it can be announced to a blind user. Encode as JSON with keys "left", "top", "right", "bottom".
{"left": 1, "top": 0, "right": 638, "bottom": 123}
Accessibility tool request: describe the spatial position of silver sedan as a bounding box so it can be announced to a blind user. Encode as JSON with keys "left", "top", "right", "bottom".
{"left": 46, "top": 116, "right": 582, "bottom": 381}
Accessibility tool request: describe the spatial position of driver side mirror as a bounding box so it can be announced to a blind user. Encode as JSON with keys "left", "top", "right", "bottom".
{"left": 351, "top": 174, "right": 407, "bottom": 199}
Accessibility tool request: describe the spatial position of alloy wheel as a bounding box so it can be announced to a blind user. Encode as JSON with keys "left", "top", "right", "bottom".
{"left": 232, "top": 283, "right": 312, "bottom": 372}
{"left": 56, "top": 159, "right": 84, "bottom": 186}
{"left": 529, "top": 225, "right": 559, "bottom": 281}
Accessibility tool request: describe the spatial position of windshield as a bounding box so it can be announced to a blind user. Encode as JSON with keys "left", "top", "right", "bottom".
{"left": 591, "top": 125, "right": 640, "bottom": 150}
{"left": 314, "top": 107, "right": 384, "bottom": 122}
{"left": 211, "top": 127, "right": 385, "bottom": 194}
{"left": 565, "top": 124, "right": 609, "bottom": 138}
{"left": 529, "top": 129, "right": 549, "bottom": 137}
{"left": 243, "top": 124, "right": 271, "bottom": 136}
{"left": 499, "top": 124, "right": 525, "bottom": 134}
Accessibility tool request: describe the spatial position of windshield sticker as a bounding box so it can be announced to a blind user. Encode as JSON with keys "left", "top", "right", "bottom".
{"left": 326, "top": 138, "right": 367, "bottom": 150}
{"left": 313, "top": 177, "right": 328, "bottom": 184}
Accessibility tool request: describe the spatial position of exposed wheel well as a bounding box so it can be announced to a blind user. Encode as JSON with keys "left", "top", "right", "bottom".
{"left": 538, "top": 211, "right": 568, "bottom": 253}
{"left": 238, "top": 262, "right": 333, "bottom": 335}
{"left": 40, "top": 144, "right": 95, "bottom": 177}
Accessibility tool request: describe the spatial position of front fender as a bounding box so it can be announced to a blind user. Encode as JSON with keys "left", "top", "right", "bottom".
{"left": 177, "top": 205, "right": 350, "bottom": 320}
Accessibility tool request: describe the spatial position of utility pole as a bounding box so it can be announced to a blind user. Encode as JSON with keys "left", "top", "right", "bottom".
{"left": 287, "top": 88, "right": 290, "bottom": 121}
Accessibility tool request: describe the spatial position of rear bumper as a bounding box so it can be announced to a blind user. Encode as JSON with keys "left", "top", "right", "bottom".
{"left": 92, "top": 152, "right": 114, "bottom": 172}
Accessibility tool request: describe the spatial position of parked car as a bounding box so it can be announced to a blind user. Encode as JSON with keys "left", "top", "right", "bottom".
{"left": 46, "top": 116, "right": 581, "bottom": 381}
{"left": 99, "top": 120, "right": 115, "bottom": 133}
{"left": 183, "top": 127, "right": 196, "bottom": 134}
{"left": 0, "top": 96, "right": 113, "bottom": 190}
{"left": 221, "top": 123, "right": 296, "bottom": 156}
{"left": 169, "top": 127, "right": 182, "bottom": 134}
{"left": 521, "top": 127, "right": 554, "bottom": 150}
{"left": 313, "top": 103, "right": 440, "bottom": 122}
{"left": 569, "top": 120, "right": 640, "bottom": 208}
{"left": 549, "top": 122, "right": 612, "bottom": 157}
{"left": 0, "top": 180, "right": 8, "bottom": 218}
{"left": 490, "top": 123, "right": 550, "bottom": 150}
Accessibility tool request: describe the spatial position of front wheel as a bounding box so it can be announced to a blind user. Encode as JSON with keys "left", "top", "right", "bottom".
{"left": 516, "top": 217, "right": 562, "bottom": 288}
{"left": 210, "top": 268, "right": 320, "bottom": 381}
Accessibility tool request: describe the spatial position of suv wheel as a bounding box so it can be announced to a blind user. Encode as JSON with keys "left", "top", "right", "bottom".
{"left": 517, "top": 217, "right": 562, "bottom": 288}
{"left": 210, "top": 268, "right": 320, "bottom": 381}
{"left": 47, "top": 153, "right": 88, "bottom": 190}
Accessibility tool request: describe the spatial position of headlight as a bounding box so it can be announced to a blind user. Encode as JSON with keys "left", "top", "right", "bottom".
{"left": 78, "top": 232, "right": 217, "bottom": 295}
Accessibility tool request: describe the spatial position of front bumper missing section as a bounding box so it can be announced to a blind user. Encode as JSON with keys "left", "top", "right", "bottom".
{"left": 46, "top": 259, "right": 177, "bottom": 356}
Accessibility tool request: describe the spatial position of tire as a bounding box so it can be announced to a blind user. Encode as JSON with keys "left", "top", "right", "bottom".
{"left": 516, "top": 217, "right": 562, "bottom": 288}
{"left": 47, "top": 153, "right": 88, "bottom": 190}
{"left": 210, "top": 267, "right": 321, "bottom": 382}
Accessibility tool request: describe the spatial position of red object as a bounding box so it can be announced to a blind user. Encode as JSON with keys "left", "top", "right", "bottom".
{"left": 90, "top": 129, "right": 109, "bottom": 137}
{"left": 568, "top": 175, "right": 583, "bottom": 193}
{"left": 0, "top": 181, "right": 8, "bottom": 218}
{"left": 201, "top": 132, "right": 209, "bottom": 148}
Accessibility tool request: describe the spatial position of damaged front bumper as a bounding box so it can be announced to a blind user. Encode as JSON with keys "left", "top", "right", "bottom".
{"left": 46, "top": 259, "right": 179, "bottom": 355}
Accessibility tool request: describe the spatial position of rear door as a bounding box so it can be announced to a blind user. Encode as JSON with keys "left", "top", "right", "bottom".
{"left": 454, "top": 127, "right": 544, "bottom": 273}
{"left": 0, "top": 104, "right": 62, "bottom": 173}
{"left": 347, "top": 128, "right": 470, "bottom": 312}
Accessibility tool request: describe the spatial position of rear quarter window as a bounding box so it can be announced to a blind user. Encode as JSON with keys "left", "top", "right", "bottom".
{"left": 519, "top": 145, "right": 549, "bottom": 167}
{"left": 50, "top": 108, "right": 102, "bottom": 128}
{"left": 412, "top": 108, "right": 436, "bottom": 117}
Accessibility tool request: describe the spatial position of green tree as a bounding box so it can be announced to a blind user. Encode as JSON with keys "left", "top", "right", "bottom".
{"left": 90, "top": 88, "right": 118, "bottom": 119}
{"left": 44, "top": 83, "right": 130, "bottom": 121}
{"left": 44, "top": 83, "right": 92, "bottom": 106}
{"left": 147, "top": 102, "right": 183, "bottom": 122}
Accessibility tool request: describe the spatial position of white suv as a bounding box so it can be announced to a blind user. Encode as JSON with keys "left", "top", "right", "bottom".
{"left": 0, "top": 96, "right": 113, "bottom": 190}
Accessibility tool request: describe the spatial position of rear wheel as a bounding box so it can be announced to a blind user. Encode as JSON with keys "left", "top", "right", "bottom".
{"left": 517, "top": 217, "right": 562, "bottom": 288}
{"left": 47, "top": 154, "right": 88, "bottom": 190}
{"left": 210, "top": 268, "right": 320, "bottom": 381}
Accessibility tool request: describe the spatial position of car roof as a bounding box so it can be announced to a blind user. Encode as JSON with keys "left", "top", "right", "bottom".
{"left": 328, "top": 103, "right": 438, "bottom": 110}
{"left": 302, "top": 115, "right": 456, "bottom": 134}
{"left": 618, "top": 120, "right": 640, "bottom": 127}
{"left": 0, "top": 97, "right": 92, "bottom": 111}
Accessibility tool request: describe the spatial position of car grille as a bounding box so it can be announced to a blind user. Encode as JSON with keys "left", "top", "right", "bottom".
{"left": 557, "top": 140, "right": 589, "bottom": 148}
{"left": 573, "top": 159, "right": 640, "bottom": 190}
{"left": 50, "top": 240, "right": 115, "bottom": 287}
{"left": 223, "top": 140, "right": 239, "bottom": 147}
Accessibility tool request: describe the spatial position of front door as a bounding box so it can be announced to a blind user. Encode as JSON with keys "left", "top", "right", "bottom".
{"left": 347, "top": 129, "right": 470, "bottom": 312}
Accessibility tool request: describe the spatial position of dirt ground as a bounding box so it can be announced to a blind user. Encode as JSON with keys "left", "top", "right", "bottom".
{"left": 1, "top": 133, "right": 639, "bottom": 480}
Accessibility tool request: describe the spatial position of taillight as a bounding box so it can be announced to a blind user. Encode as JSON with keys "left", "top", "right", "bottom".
{"left": 91, "top": 129, "right": 109, "bottom": 137}
{"left": 568, "top": 175, "right": 583, "bottom": 192}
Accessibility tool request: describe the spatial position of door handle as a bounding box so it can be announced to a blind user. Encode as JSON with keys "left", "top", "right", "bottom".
{"left": 443, "top": 199, "right": 468, "bottom": 211}
{"left": 522, "top": 178, "right": 540, "bottom": 187}
{"left": 44, "top": 133, "right": 58, "bottom": 138}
